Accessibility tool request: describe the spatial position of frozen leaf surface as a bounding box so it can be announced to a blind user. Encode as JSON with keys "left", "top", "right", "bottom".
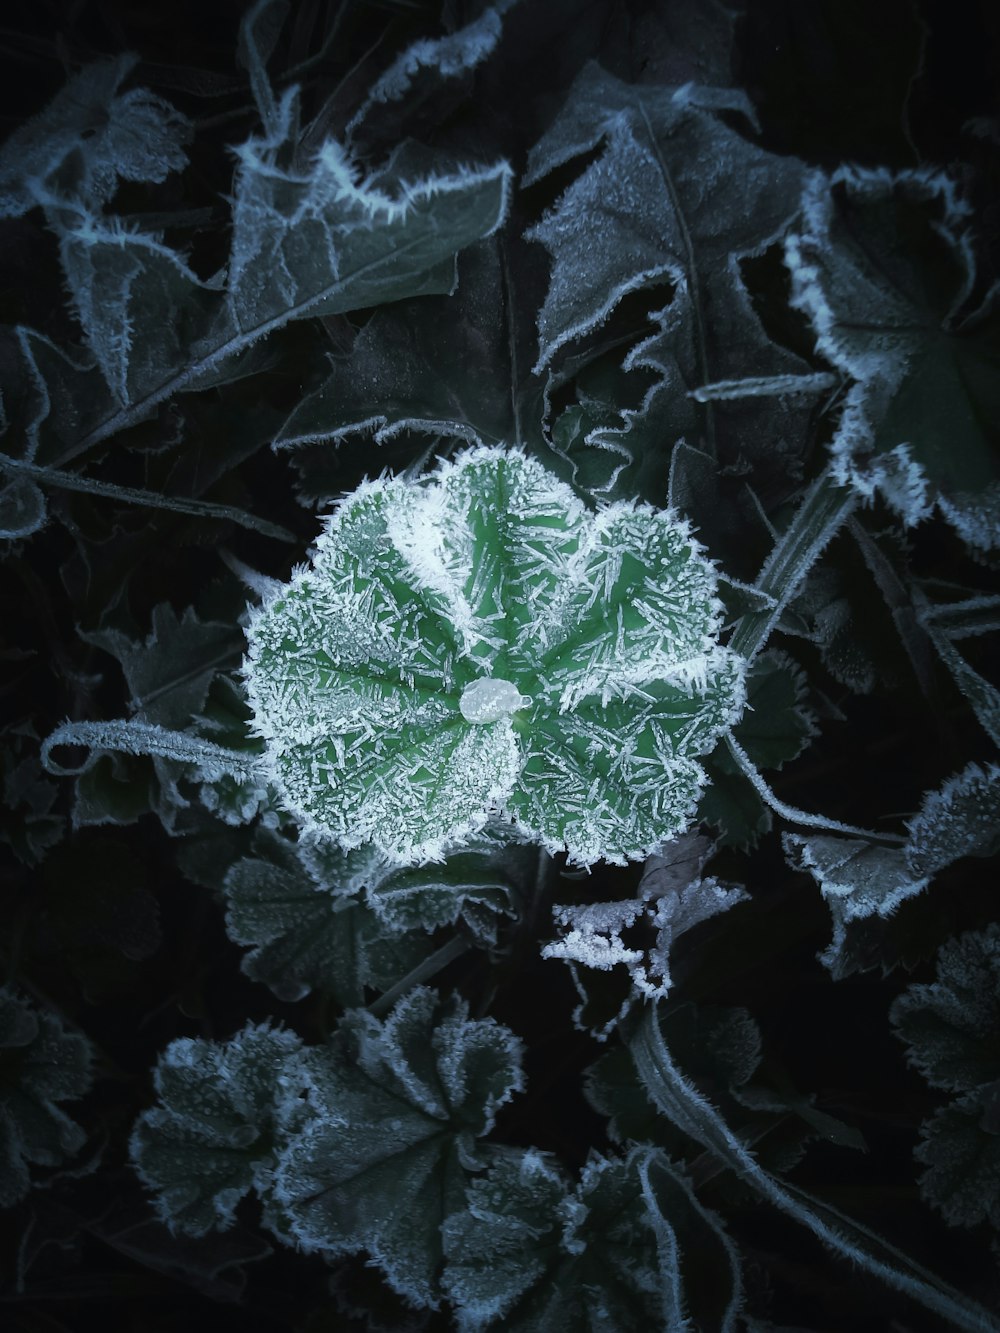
{"left": 911, "top": 1092, "right": 1000, "bottom": 1229}
{"left": 786, "top": 166, "right": 1000, "bottom": 549}
{"left": 542, "top": 869, "right": 747, "bottom": 1005}
{"left": 130, "top": 1023, "right": 309, "bottom": 1235}
{"left": 274, "top": 987, "right": 524, "bottom": 1307}
{"left": 223, "top": 834, "right": 433, "bottom": 1004}
{"left": 441, "top": 1145, "right": 726, "bottom": 1331}
{"left": 890, "top": 924, "right": 1000, "bottom": 1095}
{"left": 787, "top": 762, "right": 1000, "bottom": 976}
{"left": 891, "top": 925, "right": 1000, "bottom": 1230}
{"left": 7, "top": 55, "right": 510, "bottom": 460}
{"left": 243, "top": 445, "right": 745, "bottom": 866}
{"left": 0, "top": 54, "right": 190, "bottom": 218}
{"left": 0, "top": 988, "right": 94, "bottom": 1206}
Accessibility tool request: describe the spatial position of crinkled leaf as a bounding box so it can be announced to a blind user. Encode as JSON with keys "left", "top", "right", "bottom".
{"left": 0, "top": 988, "right": 94, "bottom": 1206}
{"left": 913, "top": 1087, "right": 1000, "bottom": 1229}
{"left": 890, "top": 924, "right": 1000, "bottom": 1094}
{"left": 542, "top": 875, "right": 747, "bottom": 1007}
{"left": 244, "top": 445, "right": 745, "bottom": 866}
{"left": 130, "top": 1023, "right": 310, "bottom": 1235}
{"left": 785, "top": 167, "right": 1000, "bottom": 549}
{"left": 223, "top": 836, "right": 432, "bottom": 1004}
{"left": 273, "top": 987, "right": 524, "bottom": 1307}
{"left": 0, "top": 54, "right": 191, "bottom": 218}
{"left": 441, "top": 1147, "right": 670, "bottom": 1332}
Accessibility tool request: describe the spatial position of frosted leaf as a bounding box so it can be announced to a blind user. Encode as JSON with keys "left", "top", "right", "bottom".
{"left": 345, "top": 3, "right": 515, "bottom": 148}
{"left": 243, "top": 445, "right": 746, "bottom": 866}
{"left": 890, "top": 924, "right": 1000, "bottom": 1095}
{"left": 0, "top": 54, "right": 190, "bottom": 218}
{"left": 524, "top": 62, "right": 807, "bottom": 375}
{"left": 542, "top": 871, "right": 747, "bottom": 1010}
{"left": 906, "top": 761, "right": 1000, "bottom": 878}
{"left": 130, "top": 1023, "right": 311, "bottom": 1236}
{"left": 785, "top": 167, "right": 1000, "bottom": 549}
{"left": 788, "top": 762, "right": 1000, "bottom": 977}
{"left": 5, "top": 59, "right": 510, "bottom": 457}
{"left": 274, "top": 987, "right": 524, "bottom": 1307}
{"left": 912, "top": 1091, "right": 1000, "bottom": 1230}
{"left": 891, "top": 925, "right": 1000, "bottom": 1230}
{"left": 784, "top": 834, "right": 928, "bottom": 978}
{"left": 0, "top": 988, "right": 94, "bottom": 1206}
{"left": 441, "top": 1146, "right": 721, "bottom": 1332}
{"left": 222, "top": 836, "right": 432, "bottom": 1005}
{"left": 699, "top": 649, "right": 819, "bottom": 851}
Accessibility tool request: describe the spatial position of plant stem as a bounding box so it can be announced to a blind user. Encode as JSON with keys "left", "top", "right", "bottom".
{"left": 729, "top": 466, "right": 857, "bottom": 663}
{"left": 366, "top": 934, "right": 471, "bottom": 1020}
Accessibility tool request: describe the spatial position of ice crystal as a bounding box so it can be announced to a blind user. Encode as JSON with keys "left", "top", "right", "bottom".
{"left": 243, "top": 445, "right": 745, "bottom": 866}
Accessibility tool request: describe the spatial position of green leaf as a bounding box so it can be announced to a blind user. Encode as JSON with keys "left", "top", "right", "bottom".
{"left": 786, "top": 167, "right": 1000, "bottom": 550}
{"left": 243, "top": 445, "right": 746, "bottom": 866}
{"left": 273, "top": 987, "right": 524, "bottom": 1307}
{"left": 130, "top": 1023, "right": 310, "bottom": 1235}
{"left": 0, "top": 988, "right": 94, "bottom": 1206}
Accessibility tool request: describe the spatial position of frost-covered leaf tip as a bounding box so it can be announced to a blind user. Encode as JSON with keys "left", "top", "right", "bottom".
{"left": 242, "top": 445, "right": 745, "bottom": 866}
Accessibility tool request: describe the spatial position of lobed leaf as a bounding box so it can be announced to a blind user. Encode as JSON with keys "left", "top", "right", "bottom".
{"left": 274, "top": 987, "right": 524, "bottom": 1307}
{"left": 0, "top": 988, "right": 94, "bottom": 1207}
{"left": 243, "top": 445, "right": 746, "bottom": 866}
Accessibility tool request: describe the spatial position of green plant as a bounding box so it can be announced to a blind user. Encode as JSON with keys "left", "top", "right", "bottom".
{"left": 3, "top": 1, "right": 999, "bottom": 1328}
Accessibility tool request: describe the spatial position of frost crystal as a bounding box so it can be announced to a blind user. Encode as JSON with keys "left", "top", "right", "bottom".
{"left": 242, "top": 445, "right": 745, "bottom": 866}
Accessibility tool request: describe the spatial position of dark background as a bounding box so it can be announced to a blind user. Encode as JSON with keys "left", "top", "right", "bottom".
{"left": 1, "top": 1, "right": 998, "bottom": 1330}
